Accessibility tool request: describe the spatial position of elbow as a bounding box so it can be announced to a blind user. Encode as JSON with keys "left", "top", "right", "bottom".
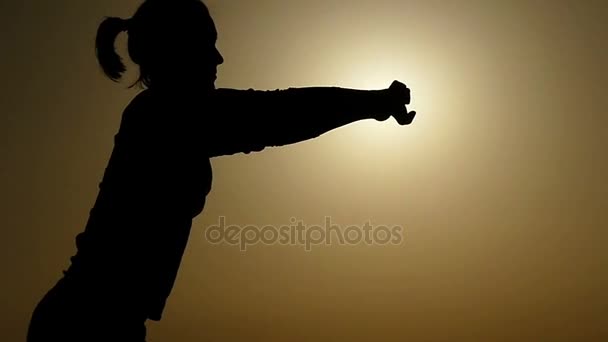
{"left": 207, "top": 141, "right": 268, "bottom": 158}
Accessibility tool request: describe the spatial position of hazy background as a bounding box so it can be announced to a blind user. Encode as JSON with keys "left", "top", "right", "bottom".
{"left": 2, "top": 0, "right": 607, "bottom": 341}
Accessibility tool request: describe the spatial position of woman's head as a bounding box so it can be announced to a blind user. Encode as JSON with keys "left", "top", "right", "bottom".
{"left": 95, "top": 0, "right": 223, "bottom": 90}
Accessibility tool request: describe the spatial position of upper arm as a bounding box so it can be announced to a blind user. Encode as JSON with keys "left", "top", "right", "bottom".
{"left": 200, "top": 88, "right": 284, "bottom": 157}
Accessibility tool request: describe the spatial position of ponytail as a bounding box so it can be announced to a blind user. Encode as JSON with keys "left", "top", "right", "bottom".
{"left": 95, "top": 16, "right": 130, "bottom": 82}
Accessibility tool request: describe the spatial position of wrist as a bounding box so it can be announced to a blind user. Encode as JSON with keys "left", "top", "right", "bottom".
{"left": 371, "top": 89, "right": 393, "bottom": 121}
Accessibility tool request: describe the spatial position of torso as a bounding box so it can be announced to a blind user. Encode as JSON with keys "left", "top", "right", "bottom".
{"left": 64, "top": 89, "right": 212, "bottom": 321}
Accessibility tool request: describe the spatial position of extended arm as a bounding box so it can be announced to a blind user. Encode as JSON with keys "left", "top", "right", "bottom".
{"left": 202, "top": 83, "right": 412, "bottom": 157}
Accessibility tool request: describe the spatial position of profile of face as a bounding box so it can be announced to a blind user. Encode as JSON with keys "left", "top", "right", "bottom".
{"left": 130, "top": 0, "right": 225, "bottom": 90}
{"left": 175, "top": 2, "right": 225, "bottom": 89}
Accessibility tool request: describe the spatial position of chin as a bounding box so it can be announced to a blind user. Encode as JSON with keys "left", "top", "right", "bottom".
{"left": 198, "top": 75, "right": 217, "bottom": 89}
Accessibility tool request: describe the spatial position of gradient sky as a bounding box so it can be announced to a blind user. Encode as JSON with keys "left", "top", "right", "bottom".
{"left": 2, "top": 0, "right": 607, "bottom": 341}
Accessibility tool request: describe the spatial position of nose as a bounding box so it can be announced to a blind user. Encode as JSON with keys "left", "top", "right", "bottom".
{"left": 215, "top": 47, "right": 224, "bottom": 65}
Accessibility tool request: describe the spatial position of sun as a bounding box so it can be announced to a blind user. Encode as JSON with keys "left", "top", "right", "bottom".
{"left": 335, "top": 62, "right": 425, "bottom": 148}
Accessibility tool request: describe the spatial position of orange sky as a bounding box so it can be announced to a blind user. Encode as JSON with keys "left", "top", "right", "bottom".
{"left": 2, "top": 0, "right": 607, "bottom": 341}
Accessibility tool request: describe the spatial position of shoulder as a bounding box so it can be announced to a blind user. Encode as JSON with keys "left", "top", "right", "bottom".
{"left": 124, "top": 89, "right": 155, "bottom": 114}
{"left": 119, "top": 89, "right": 167, "bottom": 125}
{"left": 113, "top": 89, "right": 160, "bottom": 142}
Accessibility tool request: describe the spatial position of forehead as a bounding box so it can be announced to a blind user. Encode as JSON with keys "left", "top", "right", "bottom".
{"left": 181, "top": 2, "right": 217, "bottom": 39}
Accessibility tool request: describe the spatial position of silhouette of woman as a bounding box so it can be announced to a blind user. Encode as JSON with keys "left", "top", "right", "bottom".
{"left": 26, "top": 0, "right": 416, "bottom": 341}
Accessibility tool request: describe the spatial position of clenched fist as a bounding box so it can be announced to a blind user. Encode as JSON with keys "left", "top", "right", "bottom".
{"left": 377, "top": 80, "right": 417, "bottom": 125}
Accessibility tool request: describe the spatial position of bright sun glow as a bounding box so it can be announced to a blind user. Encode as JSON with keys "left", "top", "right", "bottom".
{"left": 335, "top": 60, "right": 430, "bottom": 152}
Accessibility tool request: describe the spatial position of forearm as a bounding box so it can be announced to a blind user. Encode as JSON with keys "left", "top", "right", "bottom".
{"left": 205, "top": 86, "right": 392, "bottom": 156}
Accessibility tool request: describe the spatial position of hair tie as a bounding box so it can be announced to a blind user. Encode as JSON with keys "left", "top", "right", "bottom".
{"left": 122, "top": 18, "right": 132, "bottom": 32}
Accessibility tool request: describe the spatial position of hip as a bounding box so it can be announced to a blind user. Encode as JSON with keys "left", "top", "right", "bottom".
{"left": 27, "top": 276, "right": 147, "bottom": 341}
